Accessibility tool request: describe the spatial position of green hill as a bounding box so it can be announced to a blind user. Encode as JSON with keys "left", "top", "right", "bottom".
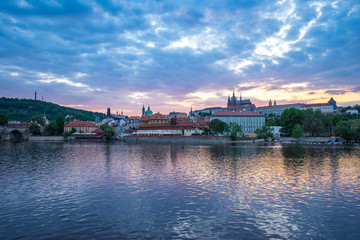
{"left": 0, "top": 97, "right": 104, "bottom": 122}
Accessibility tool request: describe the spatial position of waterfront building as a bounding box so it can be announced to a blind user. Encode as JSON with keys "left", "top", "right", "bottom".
{"left": 64, "top": 120, "right": 98, "bottom": 133}
{"left": 210, "top": 111, "right": 265, "bottom": 133}
{"left": 135, "top": 117, "right": 203, "bottom": 136}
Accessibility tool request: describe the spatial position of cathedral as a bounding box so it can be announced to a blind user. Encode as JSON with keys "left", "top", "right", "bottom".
{"left": 227, "top": 90, "right": 252, "bottom": 108}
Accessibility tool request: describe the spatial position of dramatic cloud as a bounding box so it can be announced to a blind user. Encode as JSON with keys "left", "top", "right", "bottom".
{"left": 0, "top": 0, "right": 359, "bottom": 115}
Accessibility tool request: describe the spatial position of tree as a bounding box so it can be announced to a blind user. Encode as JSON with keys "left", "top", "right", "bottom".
{"left": 303, "top": 109, "right": 326, "bottom": 136}
{"left": 30, "top": 115, "right": 45, "bottom": 126}
{"left": 0, "top": 113, "right": 8, "bottom": 126}
{"left": 334, "top": 120, "right": 357, "bottom": 142}
{"left": 100, "top": 123, "right": 109, "bottom": 131}
{"left": 104, "top": 127, "right": 115, "bottom": 141}
{"left": 280, "top": 108, "right": 305, "bottom": 136}
{"left": 255, "top": 125, "right": 274, "bottom": 141}
{"left": 29, "top": 123, "right": 41, "bottom": 135}
{"left": 332, "top": 115, "right": 344, "bottom": 127}
{"left": 71, "top": 127, "right": 76, "bottom": 134}
{"left": 292, "top": 124, "right": 304, "bottom": 139}
{"left": 45, "top": 122, "right": 58, "bottom": 135}
{"left": 55, "top": 117, "right": 64, "bottom": 135}
{"left": 209, "top": 119, "right": 227, "bottom": 134}
{"left": 227, "top": 122, "right": 242, "bottom": 140}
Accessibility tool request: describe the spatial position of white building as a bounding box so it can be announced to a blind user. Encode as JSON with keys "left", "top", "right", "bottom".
{"left": 346, "top": 109, "right": 359, "bottom": 115}
{"left": 210, "top": 111, "right": 265, "bottom": 133}
{"left": 301, "top": 103, "right": 333, "bottom": 114}
{"left": 256, "top": 103, "right": 302, "bottom": 116}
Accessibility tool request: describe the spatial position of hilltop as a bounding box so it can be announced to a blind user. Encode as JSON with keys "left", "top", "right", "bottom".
{"left": 0, "top": 97, "right": 104, "bottom": 122}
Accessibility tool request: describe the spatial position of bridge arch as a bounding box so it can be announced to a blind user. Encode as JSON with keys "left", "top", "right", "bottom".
{"left": 10, "top": 130, "right": 24, "bottom": 142}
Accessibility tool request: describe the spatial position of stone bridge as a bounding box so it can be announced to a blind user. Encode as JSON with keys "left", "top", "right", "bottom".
{"left": 0, "top": 126, "right": 30, "bottom": 142}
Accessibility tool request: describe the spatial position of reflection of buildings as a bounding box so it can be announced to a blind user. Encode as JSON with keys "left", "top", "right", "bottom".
{"left": 210, "top": 111, "right": 265, "bottom": 133}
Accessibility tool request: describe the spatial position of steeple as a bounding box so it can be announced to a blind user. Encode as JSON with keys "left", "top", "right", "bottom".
{"left": 240, "top": 94, "right": 242, "bottom": 102}
{"left": 142, "top": 104, "right": 145, "bottom": 116}
{"left": 35, "top": 90, "right": 37, "bottom": 100}
{"left": 269, "top": 99, "right": 272, "bottom": 106}
{"left": 232, "top": 90, "right": 235, "bottom": 99}
{"left": 274, "top": 99, "right": 277, "bottom": 106}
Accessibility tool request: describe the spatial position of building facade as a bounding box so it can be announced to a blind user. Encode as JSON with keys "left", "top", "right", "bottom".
{"left": 210, "top": 111, "right": 265, "bottom": 133}
{"left": 135, "top": 118, "right": 203, "bottom": 136}
{"left": 256, "top": 103, "right": 303, "bottom": 116}
{"left": 64, "top": 120, "right": 98, "bottom": 133}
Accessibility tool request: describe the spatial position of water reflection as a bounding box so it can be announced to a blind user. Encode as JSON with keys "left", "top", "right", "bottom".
{"left": 0, "top": 142, "right": 359, "bottom": 240}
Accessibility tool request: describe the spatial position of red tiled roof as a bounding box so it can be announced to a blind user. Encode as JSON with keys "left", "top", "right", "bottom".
{"left": 139, "top": 122, "right": 202, "bottom": 130}
{"left": 140, "top": 115, "right": 152, "bottom": 121}
{"left": 65, "top": 120, "right": 97, "bottom": 128}
{"left": 149, "top": 113, "right": 168, "bottom": 120}
{"left": 212, "top": 111, "right": 264, "bottom": 116}
{"left": 257, "top": 103, "right": 302, "bottom": 109}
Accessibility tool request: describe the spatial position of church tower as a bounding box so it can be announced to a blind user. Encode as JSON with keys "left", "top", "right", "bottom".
{"left": 269, "top": 99, "right": 272, "bottom": 106}
{"left": 142, "top": 104, "right": 145, "bottom": 117}
{"left": 274, "top": 100, "right": 277, "bottom": 106}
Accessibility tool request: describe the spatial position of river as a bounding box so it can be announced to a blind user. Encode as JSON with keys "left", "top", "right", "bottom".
{"left": 0, "top": 142, "right": 359, "bottom": 239}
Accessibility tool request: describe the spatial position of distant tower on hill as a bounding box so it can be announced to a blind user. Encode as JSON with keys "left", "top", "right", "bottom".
{"left": 107, "top": 108, "right": 111, "bottom": 117}
{"left": 35, "top": 90, "right": 37, "bottom": 100}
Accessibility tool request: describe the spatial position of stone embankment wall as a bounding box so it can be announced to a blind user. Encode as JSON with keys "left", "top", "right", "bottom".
{"left": 121, "top": 136, "right": 231, "bottom": 143}
{"left": 29, "top": 136, "right": 65, "bottom": 141}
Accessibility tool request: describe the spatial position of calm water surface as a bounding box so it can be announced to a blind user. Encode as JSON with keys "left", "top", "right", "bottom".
{"left": 0, "top": 142, "right": 359, "bottom": 239}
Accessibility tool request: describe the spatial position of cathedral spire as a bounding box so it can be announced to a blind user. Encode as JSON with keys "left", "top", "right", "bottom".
{"left": 269, "top": 99, "right": 272, "bottom": 106}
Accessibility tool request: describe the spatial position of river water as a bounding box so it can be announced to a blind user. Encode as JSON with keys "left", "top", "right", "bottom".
{"left": 0, "top": 142, "right": 359, "bottom": 240}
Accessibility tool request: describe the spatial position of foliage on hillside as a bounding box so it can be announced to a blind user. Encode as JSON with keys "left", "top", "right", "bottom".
{"left": 0, "top": 97, "right": 104, "bottom": 122}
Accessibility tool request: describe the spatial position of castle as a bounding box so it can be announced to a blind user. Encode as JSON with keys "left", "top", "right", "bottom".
{"left": 227, "top": 90, "right": 252, "bottom": 107}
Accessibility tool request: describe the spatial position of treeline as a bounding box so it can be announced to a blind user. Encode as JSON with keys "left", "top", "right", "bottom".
{"left": 276, "top": 108, "right": 360, "bottom": 142}
{"left": 0, "top": 97, "right": 104, "bottom": 122}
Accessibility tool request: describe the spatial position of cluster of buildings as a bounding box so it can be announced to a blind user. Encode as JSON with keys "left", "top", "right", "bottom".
{"left": 25, "top": 90, "right": 355, "bottom": 139}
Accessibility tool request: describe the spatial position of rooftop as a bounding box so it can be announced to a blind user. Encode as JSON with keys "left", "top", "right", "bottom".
{"left": 212, "top": 111, "right": 264, "bottom": 116}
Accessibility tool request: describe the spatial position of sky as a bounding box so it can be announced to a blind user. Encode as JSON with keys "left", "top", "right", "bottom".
{"left": 0, "top": 0, "right": 359, "bottom": 116}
